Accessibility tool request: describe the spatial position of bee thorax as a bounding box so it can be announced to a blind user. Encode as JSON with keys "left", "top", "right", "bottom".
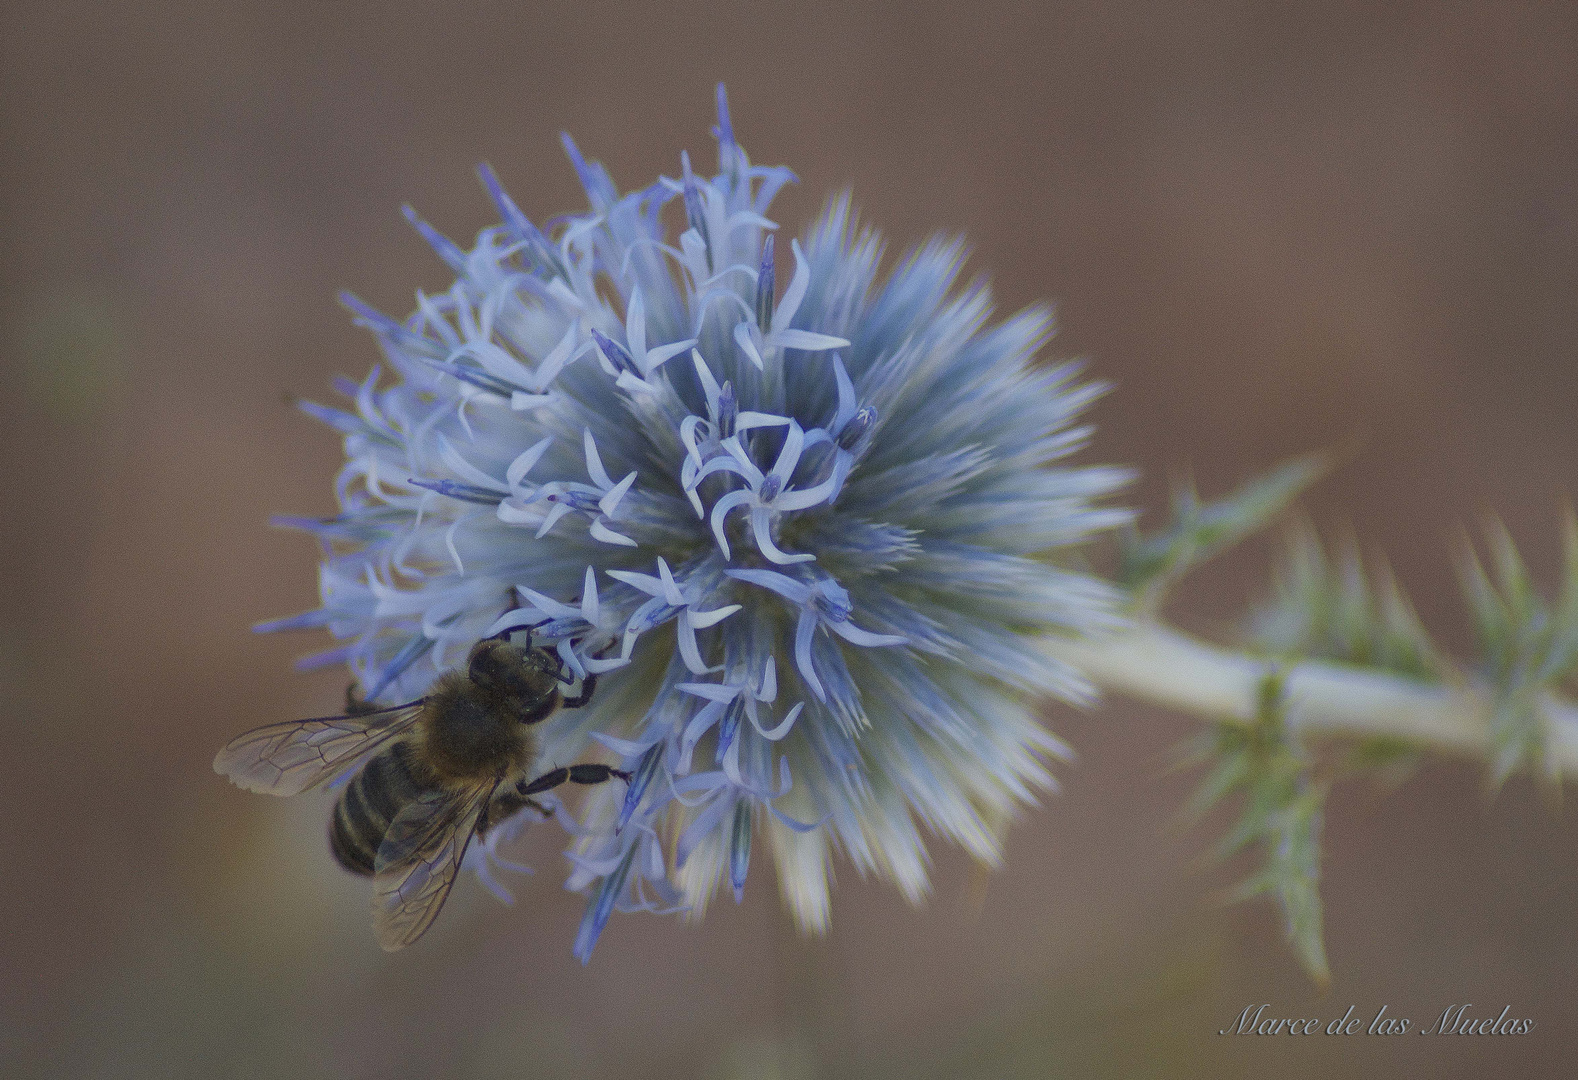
{"left": 418, "top": 674, "right": 538, "bottom": 783}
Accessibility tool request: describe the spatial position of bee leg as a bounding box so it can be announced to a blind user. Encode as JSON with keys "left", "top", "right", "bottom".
{"left": 480, "top": 793, "right": 555, "bottom": 831}
{"left": 344, "top": 683, "right": 376, "bottom": 716}
{"left": 560, "top": 672, "right": 597, "bottom": 709}
{"left": 524, "top": 798, "right": 553, "bottom": 819}
{"left": 517, "top": 763, "right": 632, "bottom": 797}
{"left": 566, "top": 763, "right": 632, "bottom": 785}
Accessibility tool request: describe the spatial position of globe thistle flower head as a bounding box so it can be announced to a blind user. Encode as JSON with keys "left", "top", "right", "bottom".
{"left": 273, "top": 86, "right": 1130, "bottom": 960}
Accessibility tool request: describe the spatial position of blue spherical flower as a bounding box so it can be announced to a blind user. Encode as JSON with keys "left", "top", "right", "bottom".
{"left": 270, "top": 86, "right": 1130, "bottom": 960}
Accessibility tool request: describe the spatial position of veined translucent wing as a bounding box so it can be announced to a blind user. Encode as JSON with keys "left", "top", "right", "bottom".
{"left": 372, "top": 781, "right": 496, "bottom": 951}
{"left": 213, "top": 701, "right": 426, "bottom": 796}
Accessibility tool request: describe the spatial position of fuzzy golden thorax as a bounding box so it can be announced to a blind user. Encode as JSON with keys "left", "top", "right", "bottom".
{"left": 413, "top": 641, "right": 560, "bottom": 785}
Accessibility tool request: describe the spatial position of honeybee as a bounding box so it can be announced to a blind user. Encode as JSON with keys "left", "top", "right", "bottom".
{"left": 215, "top": 632, "right": 629, "bottom": 951}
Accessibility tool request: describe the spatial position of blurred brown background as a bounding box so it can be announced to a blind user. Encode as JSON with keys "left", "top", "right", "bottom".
{"left": 4, "top": 1, "right": 1577, "bottom": 1076}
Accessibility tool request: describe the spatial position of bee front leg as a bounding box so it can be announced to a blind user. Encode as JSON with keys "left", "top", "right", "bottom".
{"left": 560, "top": 672, "right": 597, "bottom": 709}
{"left": 517, "top": 763, "right": 631, "bottom": 797}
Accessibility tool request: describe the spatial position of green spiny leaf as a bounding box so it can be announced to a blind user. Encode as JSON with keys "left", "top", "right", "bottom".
{"left": 1250, "top": 526, "right": 1443, "bottom": 681}
{"left": 1459, "top": 537, "right": 1513, "bottom": 674}
{"left": 1460, "top": 517, "right": 1578, "bottom": 789}
{"left": 1119, "top": 453, "right": 1327, "bottom": 607}
{"left": 1176, "top": 675, "right": 1331, "bottom": 983}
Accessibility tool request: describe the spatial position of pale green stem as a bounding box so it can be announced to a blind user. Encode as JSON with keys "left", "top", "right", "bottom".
{"left": 1045, "top": 622, "right": 1578, "bottom": 774}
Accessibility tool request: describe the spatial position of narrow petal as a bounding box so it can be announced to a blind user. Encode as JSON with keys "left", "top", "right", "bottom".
{"left": 832, "top": 354, "right": 856, "bottom": 429}
{"left": 772, "top": 472, "right": 839, "bottom": 512}
{"left": 721, "top": 734, "right": 750, "bottom": 789}
{"left": 725, "top": 568, "right": 813, "bottom": 603}
{"left": 752, "top": 507, "right": 816, "bottom": 565}
{"left": 709, "top": 489, "right": 754, "bottom": 560}
{"left": 676, "top": 616, "right": 717, "bottom": 674}
{"left": 533, "top": 321, "right": 584, "bottom": 388}
{"left": 693, "top": 454, "right": 754, "bottom": 487}
{"left": 771, "top": 329, "right": 850, "bottom": 352}
{"left": 827, "top": 620, "right": 908, "bottom": 648}
{"left": 482, "top": 607, "right": 549, "bottom": 638}
{"left": 679, "top": 415, "right": 707, "bottom": 466}
{"left": 677, "top": 700, "right": 728, "bottom": 772}
{"left": 655, "top": 558, "right": 686, "bottom": 606}
{"left": 614, "top": 370, "right": 655, "bottom": 395}
{"left": 641, "top": 339, "right": 697, "bottom": 375}
{"left": 625, "top": 286, "right": 647, "bottom": 359}
{"left": 598, "top": 471, "right": 637, "bottom": 517}
{"left": 735, "top": 411, "right": 792, "bottom": 431}
{"left": 685, "top": 603, "right": 742, "bottom": 629}
{"left": 557, "top": 638, "right": 585, "bottom": 680}
{"left": 678, "top": 681, "right": 743, "bottom": 704}
{"left": 691, "top": 349, "right": 721, "bottom": 416}
{"left": 721, "top": 436, "right": 766, "bottom": 487}
{"left": 752, "top": 701, "right": 803, "bottom": 741}
{"left": 591, "top": 731, "right": 656, "bottom": 758}
{"left": 579, "top": 566, "right": 600, "bottom": 624}
{"left": 769, "top": 420, "right": 806, "bottom": 482}
{"left": 506, "top": 436, "right": 554, "bottom": 492}
{"left": 733, "top": 320, "right": 765, "bottom": 370}
{"left": 795, "top": 609, "right": 824, "bottom": 701}
{"left": 589, "top": 519, "right": 639, "bottom": 547}
{"left": 676, "top": 794, "right": 733, "bottom": 867}
{"left": 758, "top": 656, "right": 778, "bottom": 702}
{"left": 514, "top": 584, "right": 580, "bottom": 619}
{"left": 441, "top": 521, "right": 463, "bottom": 577}
{"left": 533, "top": 499, "right": 573, "bottom": 538}
{"left": 436, "top": 434, "right": 510, "bottom": 493}
{"left": 583, "top": 428, "right": 614, "bottom": 490}
{"left": 772, "top": 238, "right": 812, "bottom": 334}
{"left": 605, "top": 568, "right": 666, "bottom": 597}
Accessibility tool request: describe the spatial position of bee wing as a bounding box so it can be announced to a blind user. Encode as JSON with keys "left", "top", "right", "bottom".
{"left": 371, "top": 781, "right": 496, "bottom": 951}
{"left": 213, "top": 701, "right": 425, "bottom": 796}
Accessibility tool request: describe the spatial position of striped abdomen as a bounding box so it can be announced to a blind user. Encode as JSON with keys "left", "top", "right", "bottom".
{"left": 330, "top": 742, "right": 430, "bottom": 876}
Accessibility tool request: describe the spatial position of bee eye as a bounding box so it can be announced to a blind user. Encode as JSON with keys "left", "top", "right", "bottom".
{"left": 468, "top": 647, "right": 502, "bottom": 689}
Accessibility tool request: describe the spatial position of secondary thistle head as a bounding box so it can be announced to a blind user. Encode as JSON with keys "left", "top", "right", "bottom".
{"left": 270, "top": 86, "right": 1130, "bottom": 960}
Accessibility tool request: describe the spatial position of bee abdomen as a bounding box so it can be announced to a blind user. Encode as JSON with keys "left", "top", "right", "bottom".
{"left": 329, "top": 743, "right": 427, "bottom": 876}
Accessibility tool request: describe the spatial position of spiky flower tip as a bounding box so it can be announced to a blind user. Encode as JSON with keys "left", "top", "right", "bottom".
{"left": 268, "top": 85, "right": 1132, "bottom": 961}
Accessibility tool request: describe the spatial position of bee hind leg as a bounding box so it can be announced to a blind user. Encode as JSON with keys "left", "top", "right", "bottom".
{"left": 516, "top": 763, "right": 631, "bottom": 797}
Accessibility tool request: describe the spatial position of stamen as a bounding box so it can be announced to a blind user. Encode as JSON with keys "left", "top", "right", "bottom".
{"left": 590, "top": 329, "right": 639, "bottom": 378}
{"left": 838, "top": 406, "right": 877, "bottom": 451}
{"left": 681, "top": 151, "right": 713, "bottom": 273}
{"left": 618, "top": 743, "right": 665, "bottom": 831}
{"left": 717, "top": 381, "right": 737, "bottom": 437}
{"left": 407, "top": 478, "right": 503, "bottom": 505}
{"left": 755, "top": 234, "right": 776, "bottom": 331}
{"left": 728, "top": 801, "right": 752, "bottom": 901}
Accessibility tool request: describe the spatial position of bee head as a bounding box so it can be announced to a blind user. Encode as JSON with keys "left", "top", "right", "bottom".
{"left": 466, "top": 638, "right": 563, "bottom": 712}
